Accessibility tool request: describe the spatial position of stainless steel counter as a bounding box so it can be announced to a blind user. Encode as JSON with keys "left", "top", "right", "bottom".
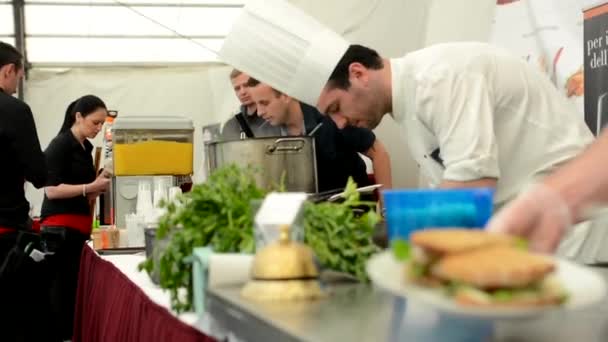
{"left": 207, "top": 267, "right": 608, "bottom": 342}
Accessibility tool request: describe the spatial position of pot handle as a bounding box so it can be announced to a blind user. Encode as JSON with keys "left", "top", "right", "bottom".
{"left": 267, "top": 138, "right": 307, "bottom": 153}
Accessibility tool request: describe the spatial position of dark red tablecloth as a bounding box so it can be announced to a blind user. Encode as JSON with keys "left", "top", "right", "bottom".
{"left": 73, "top": 245, "right": 216, "bottom": 342}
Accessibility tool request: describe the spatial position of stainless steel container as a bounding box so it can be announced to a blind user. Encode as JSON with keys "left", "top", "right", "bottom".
{"left": 205, "top": 137, "right": 318, "bottom": 193}
{"left": 143, "top": 227, "right": 159, "bottom": 284}
{"left": 144, "top": 227, "right": 157, "bottom": 260}
{"left": 144, "top": 226, "right": 171, "bottom": 285}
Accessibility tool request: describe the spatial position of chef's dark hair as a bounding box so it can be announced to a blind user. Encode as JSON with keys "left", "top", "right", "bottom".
{"left": 0, "top": 41, "right": 23, "bottom": 70}
{"left": 59, "top": 95, "right": 107, "bottom": 134}
{"left": 327, "top": 44, "right": 383, "bottom": 90}
{"left": 246, "top": 77, "right": 281, "bottom": 96}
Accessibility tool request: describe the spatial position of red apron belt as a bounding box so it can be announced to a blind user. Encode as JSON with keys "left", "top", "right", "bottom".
{"left": 41, "top": 214, "right": 93, "bottom": 235}
{"left": 0, "top": 227, "right": 15, "bottom": 235}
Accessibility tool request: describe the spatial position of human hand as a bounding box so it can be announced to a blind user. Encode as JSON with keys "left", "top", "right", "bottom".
{"left": 87, "top": 174, "right": 111, "bottom": 194}
{"left": 87, "top": 191, "right": 101, "bottom": 202}
{"left": 486, "top": 184, "right": 572, "bottom": 253}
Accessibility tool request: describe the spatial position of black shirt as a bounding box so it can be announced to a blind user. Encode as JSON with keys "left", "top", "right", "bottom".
{"left": 299, "top": 103, "right": 375, "bottom": 192}
{"left": 41, "top": 131, "right": 96, "bottom": 219}
{"left": 0, "top": 90, "right": 46, "bottom": 229}
{"left": 220, "top": 105, "right": 281, "bottom": 140}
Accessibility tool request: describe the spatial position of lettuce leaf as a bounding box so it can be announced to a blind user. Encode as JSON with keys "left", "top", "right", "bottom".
{"left": 514, "top": 237, "right": 529, "bottom": 250}
{"left": 392, "top": 239, "right": 411, "bottom": 261}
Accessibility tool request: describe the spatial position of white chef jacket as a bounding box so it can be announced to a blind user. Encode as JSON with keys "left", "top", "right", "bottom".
{"left": 391, "top": 42, "right": 594, "bottom": 206}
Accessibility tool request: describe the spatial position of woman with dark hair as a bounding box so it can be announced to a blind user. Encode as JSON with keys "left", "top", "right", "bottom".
{"left": 41, "top": 94, "right": 110, "bottom": 340}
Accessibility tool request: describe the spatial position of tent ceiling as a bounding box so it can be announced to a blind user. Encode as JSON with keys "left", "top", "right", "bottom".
{"left": 1, "top": 0, "right": 245, "bottom": 65}
{"left": 0, "top": 4, "right": 13, "bottom": 35}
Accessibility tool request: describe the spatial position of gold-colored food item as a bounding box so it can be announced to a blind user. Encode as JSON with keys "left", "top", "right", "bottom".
{"left": 241, "top": 279, "right": 324, "bottom": 301}
{"left": 411, "top": 229, "right": 515, "bottom": 256}
{"left": 113, "top": 140, "right": 193, "bottom": 175}
{"left": 250, "top": 226, "right": 318, "bottom": 280}
{"left": 433, "top": 246, "right": 555, "bottom": 289}
{"left": 403, "top": 229, "right": 568, "bottom": 308}
{"left": 242, "top": 225, "right": 325, "bottom": 301}
{"left": 406, "top": 228, "right": 516, "bottom": 288}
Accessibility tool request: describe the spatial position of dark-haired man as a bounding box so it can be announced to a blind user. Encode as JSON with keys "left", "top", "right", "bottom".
{"left": 218, "top": 0, "right": 593, "bottom": 207}
{"left": 0, "top": 41, "right": 47, "bottom": 251}
{"left": 247, "top": 77, "right": 392, "bottom": 194}
{"left": 0, "top": 41, "right": 49, "bottom": 341}
{"left": 221, "top": 69, "right": 280, "bottom": 140}
{"left": 315, "top": 43, "right": 593, "bottom": 206}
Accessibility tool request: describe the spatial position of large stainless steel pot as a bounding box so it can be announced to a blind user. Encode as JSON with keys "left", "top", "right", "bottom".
{"left": 205, "top": 137, "right": 318, "bottom": 193}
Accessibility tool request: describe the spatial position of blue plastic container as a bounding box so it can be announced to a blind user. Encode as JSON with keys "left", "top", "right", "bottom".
{"left": 382, "top": 188, "right": 495, "bottom": 241}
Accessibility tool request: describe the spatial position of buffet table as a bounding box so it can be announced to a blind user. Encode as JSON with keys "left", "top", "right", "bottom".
{"left": 73, "top": 245, "right": 217, "bottom": 342}
{"left": 75, "top": 243, "right": 608, "bottom": 342}
{"left": 206, "top": 268, "right": 608, "bottom": 342}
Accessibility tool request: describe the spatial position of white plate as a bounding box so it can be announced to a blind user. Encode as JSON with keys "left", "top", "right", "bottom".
{"left": 366, "top": 251, "right": 607, "bottom": 320}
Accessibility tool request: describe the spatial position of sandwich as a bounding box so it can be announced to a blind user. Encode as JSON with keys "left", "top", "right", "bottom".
{"left": 393, "top": 229, "right": 568, "bottom": 307}
{"left": 405, "top": 229, "right": 516, "bottom": 286}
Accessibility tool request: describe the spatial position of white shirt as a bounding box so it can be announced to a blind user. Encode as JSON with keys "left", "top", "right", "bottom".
{"left": 391, "top": 42, "right": 594, "bottom": 205}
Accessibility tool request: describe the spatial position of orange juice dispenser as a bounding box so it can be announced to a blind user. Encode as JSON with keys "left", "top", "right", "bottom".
{"left": 110, "top": 116, "right": 194, "bottom": 229}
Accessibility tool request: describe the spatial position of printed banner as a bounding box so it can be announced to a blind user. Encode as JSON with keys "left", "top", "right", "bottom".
{"left": 583, "top": 2, "right": 608, "bottom": 135}
{"left": 491, "top": 0, "right": 585, "bottom": 117}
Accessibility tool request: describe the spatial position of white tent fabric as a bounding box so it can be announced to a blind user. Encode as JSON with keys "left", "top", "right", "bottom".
{"left": 19, "top": 0, "right": 497, "bottom": 215}
{"left": 0, "top": 4, "right": 13, "bottom": 35}
{"left": 24, "top": 65, "right": 238, "bottom": 214}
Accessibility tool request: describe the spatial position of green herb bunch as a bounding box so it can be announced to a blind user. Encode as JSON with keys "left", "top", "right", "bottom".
{"left": 303, "top": 179, "right": 381, "bottom": 281}
{"left": 139, "top": 165, "right": 266, "bottom": 312}
{"left": 140, "top": 166, "right": 381, "bottom": 312}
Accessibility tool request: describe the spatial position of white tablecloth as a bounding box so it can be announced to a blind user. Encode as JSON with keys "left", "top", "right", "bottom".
{"left": 100, "top": 253, "right": 234, "bottom": 341}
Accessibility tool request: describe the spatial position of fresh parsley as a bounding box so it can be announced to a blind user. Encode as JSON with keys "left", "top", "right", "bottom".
{"left": 139, "top": 166, "right": 381, "bottom": 312}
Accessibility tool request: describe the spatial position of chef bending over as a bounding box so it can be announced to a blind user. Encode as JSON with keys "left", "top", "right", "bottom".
{"left": 247, "top": 77, "right": 392, "bottom": 197}
{"left": 219, "top": 0, "right": 593, "bottom": 208}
